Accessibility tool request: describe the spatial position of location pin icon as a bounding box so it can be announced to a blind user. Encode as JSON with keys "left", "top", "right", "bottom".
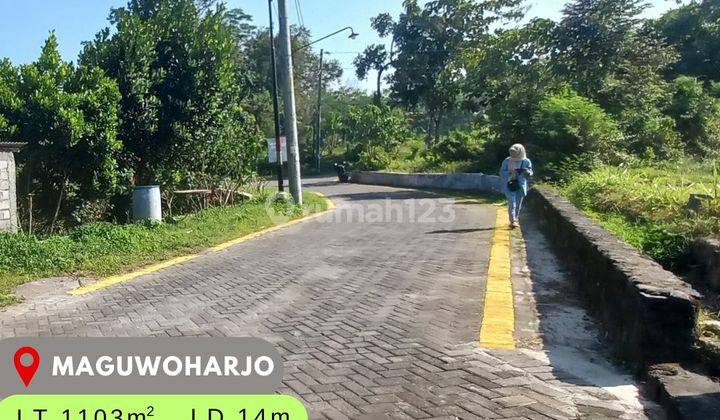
{"left": 14, "top": 346, "right": 40, "bottom": 387}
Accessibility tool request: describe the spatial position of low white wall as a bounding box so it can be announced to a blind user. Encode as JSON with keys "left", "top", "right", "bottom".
{"left": 351, "top": 171, "right": 502, "bottom": 194}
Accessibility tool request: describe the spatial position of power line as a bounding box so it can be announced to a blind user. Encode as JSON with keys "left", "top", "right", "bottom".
{"left": 299, "top": 0, "right": 306, "bottom": 27}
{"left": 294, "top": 0, "right": 305, "bottom": 28}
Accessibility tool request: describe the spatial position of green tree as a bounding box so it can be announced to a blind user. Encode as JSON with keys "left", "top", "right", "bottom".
{"left": 532, "top": 87, "right": 623, "bottom": 165}
{"left": 462, "top": 19, "right": 558, "bottom": 167}
{"left": 553, "top": 0, "right": 679, "bottom": 157}
{"left": 3, "top": 34, "right": 124, "bottom": 230}
{"left": 553, "top": 0, "right": 677, "bottom": 108}
{"left": 363, "top": 0, "right": 524, "bottom": 144}
{"left": 342, "top": 104, "right": 412, "bottom": 169}
{"left": 0, "top": 59, "right": 20, "bottom": 140}
{"left": 318, "top": 87, "right": 373, "bottom": 155}
{"left": 354, "top": 44, "right": 391, "bottom": 103}
{"left": 666, "top": 76, "right": 720, "bottom": 156}
{"left": 242, "top": 26, "right": 343, "bottom": 164}
{"left": 80, "top": 0, "right": 263, "bottom": 188}
{"left": 655, "top": 0, "right": 720, "bottom": 82}
{"left": 353, "top": 13, "right": 397, "bottom": 102}
{"left": 553, "top": 0, "right": 650, "bottom": 96}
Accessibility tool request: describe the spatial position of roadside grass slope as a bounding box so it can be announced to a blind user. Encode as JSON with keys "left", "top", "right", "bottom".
{"left": 0, "top": 190, "right": 328, "bottom": 307}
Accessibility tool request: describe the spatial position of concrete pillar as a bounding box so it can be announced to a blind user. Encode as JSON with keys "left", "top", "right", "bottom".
{"left": 0, "top": 143, "right": 25, "bottom": 232}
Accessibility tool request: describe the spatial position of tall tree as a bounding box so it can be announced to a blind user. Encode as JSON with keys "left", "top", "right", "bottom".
{"left": 553, "top": 0, "right": 650, "bottom": 96}
{"left": 353, "top": 13, "right": 397, "bottom": 102}
{"left": 553, "top": 0, "right": 679, "bottom": 156}
{"left": 354, "top": 44, "right": 390, "bottom": 102}
{"left": 463, "top": 18, "right": 557, "bottom": 158}
{"left": 359, "top": 0, "right": 524, "bottom": 144}
{"left": 0, "top": 59, "right": 20, "bottom": 141}
{"left": 80, "top": 0, "right": 262, "bottom": 187}
{"left": 655, "top": 0, "right": 720, "bottom": 82}
{"left": 666, "top": 76, "right": 720, "bottom": 156}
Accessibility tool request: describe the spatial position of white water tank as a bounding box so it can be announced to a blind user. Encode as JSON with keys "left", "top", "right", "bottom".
{"left": 132, "top": 185, "right": 162, "bottom": 222}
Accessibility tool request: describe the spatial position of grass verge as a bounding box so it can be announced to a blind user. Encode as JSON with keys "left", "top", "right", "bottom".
{"left": 0, "top": 190, "right": 328, "bottom": 307}
{"left": 558, "top": 162, "right": 720, "bottom": 270}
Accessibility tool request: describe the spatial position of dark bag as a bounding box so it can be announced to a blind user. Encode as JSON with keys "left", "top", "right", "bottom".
{"left": 506, "top": 160, "right": 525, "bottom": 192}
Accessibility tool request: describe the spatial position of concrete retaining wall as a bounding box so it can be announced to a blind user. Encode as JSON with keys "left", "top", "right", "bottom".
{"left": 351, "top": 171, "right": 502, "bottom": 194}
{"left": 691, "top": 237, "right": 720, "bottom": 290}
{"left": 525, "top": 187, "right": 699, "bottom": 368}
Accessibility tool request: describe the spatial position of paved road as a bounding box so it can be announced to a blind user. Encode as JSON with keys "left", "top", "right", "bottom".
{"left": 0, "top": 178, "right": 662, "bottom": 419}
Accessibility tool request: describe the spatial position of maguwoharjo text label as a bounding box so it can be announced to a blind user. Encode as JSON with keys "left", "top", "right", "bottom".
{"left": 0, "top": 338, "right": 307, "bottom": 420}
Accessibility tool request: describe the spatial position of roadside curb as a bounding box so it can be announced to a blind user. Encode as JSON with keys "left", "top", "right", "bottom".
{"left": 70, "top": 192, "right": 336, "bottom": 296}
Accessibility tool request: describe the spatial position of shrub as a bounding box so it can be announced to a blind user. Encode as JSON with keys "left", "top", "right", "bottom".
{"left": 544, "top": 152, "right": 605, "bottom": 182}
{"left": 342, "top": 104, "right": 414, "bottom": 170}
{"left": 430, "top": 129, "right": 486, "bottom": 162}
{"left": 620, "top": 108, "right": 683, "bottom": 159}
{"left": 532, "top": 87, "right": 623, "bottom": 166}
{"left": 560, "top": 161, "right": 720, "bottom": 270}
{"left": 666, "top": 76, "right": 720, "bottom": 157}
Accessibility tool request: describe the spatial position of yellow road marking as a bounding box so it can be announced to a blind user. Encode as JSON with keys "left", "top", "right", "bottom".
{"left": 479, "top": 206, "right": 516, "bottom": 349}
{"left": 70, "top": 255, "right": 199, "bottom": 295}
{"left": 71, "top": 193, "right": 336, "bottom": 296}
{"left": 314, "top": 192, "right": 336, "bottom": 210}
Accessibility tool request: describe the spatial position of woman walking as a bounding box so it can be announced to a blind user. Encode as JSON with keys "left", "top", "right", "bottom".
{"left": 500, "top": 144, "right": 533, "bottom": 228}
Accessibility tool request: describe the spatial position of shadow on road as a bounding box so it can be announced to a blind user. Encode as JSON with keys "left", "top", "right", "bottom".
{"left": 332, "top": 189, "right": 443, "bottom": 201}
{"left": 300, "top": 180, "right": 342, "bottom": 188}
{"left": 425, "top": 227, "right": 495, "bottom": 234}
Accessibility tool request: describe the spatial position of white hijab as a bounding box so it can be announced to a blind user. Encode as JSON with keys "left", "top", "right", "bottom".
{"left": 508, "top": 144, "right": 526, "bottom": 175}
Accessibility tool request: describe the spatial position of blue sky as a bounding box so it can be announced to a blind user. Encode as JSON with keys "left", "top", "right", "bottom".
{"left": 0, "top": 0, "right": 684, "bottom": 91}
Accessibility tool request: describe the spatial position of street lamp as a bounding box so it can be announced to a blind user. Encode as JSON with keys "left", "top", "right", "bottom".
{"left": 267, "top": 17, "right": 359, "bottom": 186}
{"left": 293, "top": 27, "right": 359, "bottom": 54}
{"left": 297, "top": 28, "right": 359, "bottom": 173}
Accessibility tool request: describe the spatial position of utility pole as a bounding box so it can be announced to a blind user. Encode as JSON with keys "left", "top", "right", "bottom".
{"left": 315, "top": 49, "right": 324, "bottom": 174}
{"left": 268, "top": 0, "right": 284, "bottom": 192}
{"left": 277, "top": 0, "right": 302, "bottom": 204}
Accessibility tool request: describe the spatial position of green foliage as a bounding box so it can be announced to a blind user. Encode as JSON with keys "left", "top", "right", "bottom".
{"left": 242, "top": 25, "right": 343, "bottom": 158}
{"left": 543, "top": 152, "right": 606, "bottom": 182}
{"left": 342, "top": 104, "right": 413, "bottom": 170}
{"left": 0, "top": 1, "right": 281, "bottom": 232}
{"left": 553, "top": 0, "right": 664, "bottom": 100}
{"left": 619, "top": 107, "right": 682, "bottom": 158}
{"left": 354, "top": 44, "right": 391, "bottom": 101}
{"left": 655, "top": 0, "right": 720, "bottom": 82}
{"left": 463, "top": 19, "right": 557, "bottom": 159}
{"left": 362, "top": 0, "right": 525, "bottom": 142}
{"left": 80, "top": 0, "right": 263, "bottom": 188}
{"left": 0, "top": 34, "right": 126, "bottom": 230}
{"left": 666, "top": 76, "right": 720, "bottom": 157}
{"left": 532, "top": 88, "right": 622, "bottom": 165}
{"left": 584, "top": 210, "right": 689, "bottom": 271}
{"left": 560, "top": 162, "right": 720, "bottom": 269}
{"left": 550, "top": 0, "right": 680, "bottom": 160}
{"left": 0, "top": 59, "right": 20, "bottom": 139}
{"left": 430, "top": 129, "right": 486, "bottom": 162}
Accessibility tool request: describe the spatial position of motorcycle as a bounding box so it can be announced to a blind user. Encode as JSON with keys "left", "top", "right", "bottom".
{"left": 334, "top": 162, "right": 350, "bottom": 183}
